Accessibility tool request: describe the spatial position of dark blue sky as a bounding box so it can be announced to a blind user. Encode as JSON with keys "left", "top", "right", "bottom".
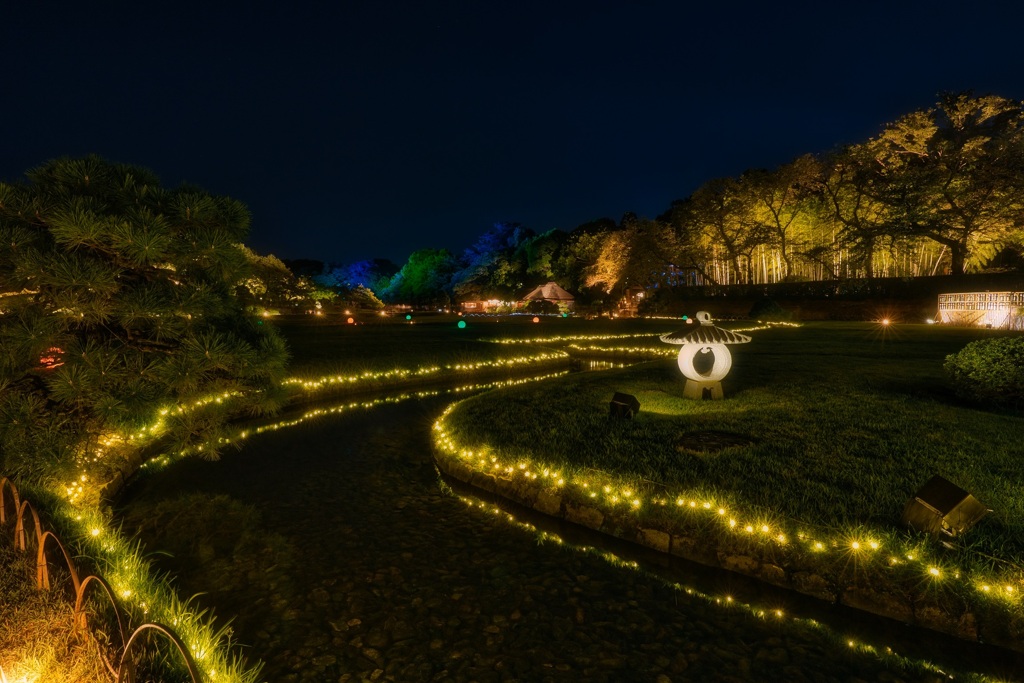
{"left": 5, "top": 1, "right": 1024, "bottom": 264}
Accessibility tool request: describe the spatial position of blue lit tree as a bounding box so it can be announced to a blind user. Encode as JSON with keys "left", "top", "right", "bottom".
{"left": 451, "top": 222, "right": 535, "bottom": 301}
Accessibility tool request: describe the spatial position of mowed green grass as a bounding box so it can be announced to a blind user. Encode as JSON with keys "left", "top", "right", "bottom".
{"left": 444, "top": 322, "right": 1024, "bottom": 564}
{"left": 271, "top": 314, "right": 676, "bottom": 377}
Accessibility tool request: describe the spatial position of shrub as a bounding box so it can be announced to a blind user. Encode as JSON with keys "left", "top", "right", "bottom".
{"left": 944, "top": 337, "right": 1024, "bottom": 407}
{"left": 525, "top": 299, "right": 559, "bottom": 315}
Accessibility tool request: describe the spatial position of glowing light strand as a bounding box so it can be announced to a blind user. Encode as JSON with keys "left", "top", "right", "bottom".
{"left": 432, "top": 409, "right": 1024, "bottom": 610}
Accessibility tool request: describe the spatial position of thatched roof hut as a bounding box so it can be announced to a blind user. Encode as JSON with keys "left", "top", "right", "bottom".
{"left": 522, "top": 282, "right": 574, "bottom": 305}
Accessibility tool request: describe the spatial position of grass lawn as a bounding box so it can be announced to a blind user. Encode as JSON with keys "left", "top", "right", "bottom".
{"left": 271, "top": 313, "right": 676, "bottom": 378}
{"left": 441, "top": 322, "right": 1024, "bottom": 572}
{"left": 0, "top": 542, "right": 109, "bottom": 683}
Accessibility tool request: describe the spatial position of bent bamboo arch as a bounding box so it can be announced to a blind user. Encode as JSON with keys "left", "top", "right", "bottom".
{"left": 1, "top": 475, "right": 205, "bottom": 683}
{"left": 117, "top": 622, "right": 204, "bottom": 683}
{"left": 74, "top": 573, "right": 129, "bottom": 643}
{"left": 16, "top": 498, "right": 43, "bottom": 552}
{"left": 0, "top": 476, "right": 20, "bottom": 524}
{"left": 37, "top": 529, "right": 82, "bottom": 591}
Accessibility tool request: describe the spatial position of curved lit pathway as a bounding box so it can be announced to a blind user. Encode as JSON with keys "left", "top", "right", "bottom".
{"left": 117, "top": 395, "right": 1022, "bottom": 682}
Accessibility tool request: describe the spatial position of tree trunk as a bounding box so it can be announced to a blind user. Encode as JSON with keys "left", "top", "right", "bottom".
{"left": 949, "top": 246, "right": 966, "bottom": 275}
{"left": 862, "top": 236, "right": 875, "bottom": 279}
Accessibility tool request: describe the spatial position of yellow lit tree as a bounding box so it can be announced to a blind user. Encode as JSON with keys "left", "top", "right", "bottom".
{"left": 870, "top": 92, "right": 1024, "bottom": 274}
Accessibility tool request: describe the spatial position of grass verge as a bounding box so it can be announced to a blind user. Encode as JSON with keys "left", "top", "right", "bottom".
{"left": 436, "top": 322, "right": 1024, "bottom": 645}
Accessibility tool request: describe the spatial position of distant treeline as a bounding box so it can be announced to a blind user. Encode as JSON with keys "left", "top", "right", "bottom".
{"left": 649, "top": 271, "right": 1024, "bottom": 321}
{"left": 309, "top": 92, "right": 1024, "bottom": 308}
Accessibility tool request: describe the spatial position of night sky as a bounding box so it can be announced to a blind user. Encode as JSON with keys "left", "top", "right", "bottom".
{"left": 6, "top": 0, "right": 1024, "bottom": 265}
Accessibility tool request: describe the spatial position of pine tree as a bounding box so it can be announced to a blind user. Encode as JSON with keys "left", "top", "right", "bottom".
{"left": 0, "top": 156, "right": 289, "bottom": 482}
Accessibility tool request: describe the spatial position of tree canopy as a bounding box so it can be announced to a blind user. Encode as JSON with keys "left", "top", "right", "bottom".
{"left": 299, "top": 93, "right": 1024, "bottom": 309}
{"left": 0, "top": 156, "right": 289, "bottom": 481}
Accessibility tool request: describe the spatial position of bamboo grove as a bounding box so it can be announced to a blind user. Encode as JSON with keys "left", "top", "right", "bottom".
{"left": 595, "top": 92, "right": 1024, "bottom": 292}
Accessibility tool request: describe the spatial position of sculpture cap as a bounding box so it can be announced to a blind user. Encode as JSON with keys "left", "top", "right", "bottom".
{"left": 660, "top": 311, "right": 752, "bottom": 345}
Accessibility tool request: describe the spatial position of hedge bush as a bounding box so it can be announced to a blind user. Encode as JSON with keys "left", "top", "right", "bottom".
{"left": 944, "top": 337, "right": 1024, "bottom": 407}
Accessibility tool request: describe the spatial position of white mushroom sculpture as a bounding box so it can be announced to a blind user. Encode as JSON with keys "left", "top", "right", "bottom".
{"left": 660, "top": 311, "right": 751, "bottom": 399}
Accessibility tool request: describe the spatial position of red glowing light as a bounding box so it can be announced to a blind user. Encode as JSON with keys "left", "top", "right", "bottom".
{"left": 532, "top": 316, "right": 540, "bottom": 323}
{"left": 39, "top": 346, "right": 65, "bottom": 370}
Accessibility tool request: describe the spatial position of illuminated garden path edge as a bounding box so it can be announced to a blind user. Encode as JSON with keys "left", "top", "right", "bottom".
{"left": 432, "top": 403, "right": 1024, "bottom": 655}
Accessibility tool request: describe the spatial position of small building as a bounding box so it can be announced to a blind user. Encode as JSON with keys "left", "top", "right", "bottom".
{"left": 522, "top": 282, "right": 575, "bottom": 311}
{"left": 459, "top": 299, "right": 505, "bottom": 314}
{"left": 617, "top": 286, "right": 646, "bottom": 317}
{"left": 937, "top": 291, "right": 1024, "bottom": 329}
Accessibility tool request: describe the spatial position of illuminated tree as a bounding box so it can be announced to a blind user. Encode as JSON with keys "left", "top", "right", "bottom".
{"left": 346, "top": 284, "right": 385, "bottom": 310}
{"left": 818, "top": 143, "right": 892, "bottom": 278}
{"left": 236, "top": 245, "right": 313, "bottom": 308}
{"left": 385, "top": 248, "right": 458, "bottom": 306}
{"left": 871, "top": 93, "right": 1024, "bottom": 274}
{"left": 521, "top": 229, "right": 568, "bottom": 282}
{"left": 742, "top": 155, "right": 821, "bottom": 281}
{"left": 0, "top": 156, "right": 289, "bottom": 479}
{"left": 584, "top": 216, "right": 683, "bottom": 294}
{"left": 584, "top": 227, "right": 631, "bottom": 293}
{"left": 450, "top": 222, "right": 534, "bottom": 301}
{"left": 317, "top": 258, "right": 398, "bottom": 295}
{"left": 551, "top": 219, "right": 615, "bottom": 292}
{"left": 670, "top": 177, "right": 770, "bottom": 284}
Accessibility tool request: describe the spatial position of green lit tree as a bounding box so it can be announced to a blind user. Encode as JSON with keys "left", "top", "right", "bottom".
{"left": 521, "top": 229, "right": 568, "bottom": 282}
{"left": 0, "top": 156, "right": 290, "bottom": 482}
{"left": 385, "top": 248, "right": 458, "bottom": 306}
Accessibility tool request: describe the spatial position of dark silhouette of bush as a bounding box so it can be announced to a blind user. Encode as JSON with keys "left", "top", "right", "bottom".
{"left": 748, "top": 297, "right": 792, "bottom": 321}
{"left": 944, "top": 337, "right": 1024, "bottom": 407}
{"left": 524, "top": 299, "right": 559, "bottom": 315}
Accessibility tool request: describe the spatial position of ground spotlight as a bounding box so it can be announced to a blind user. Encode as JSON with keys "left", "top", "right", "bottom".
{"left": 609, "top": 392, "right": 640, "bottom": 419}
{"left": 902, "top": 475, "right": 990, "bottom": 538}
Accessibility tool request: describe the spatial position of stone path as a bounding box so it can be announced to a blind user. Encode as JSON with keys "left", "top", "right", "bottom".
{"left": 117, "top": 397, "right": 1021, "bottom": 682}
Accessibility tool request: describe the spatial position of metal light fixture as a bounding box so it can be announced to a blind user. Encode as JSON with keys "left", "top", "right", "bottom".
{"left": 609, "top": 392, "right": 640, "bottom": 419}
{"left": 901, "top": 475, "right": 990, "bottom": 537}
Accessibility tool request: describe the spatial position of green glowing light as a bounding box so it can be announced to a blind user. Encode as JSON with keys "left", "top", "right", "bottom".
{"left": 458, "top": 320, "right": 467, "bottom": 329}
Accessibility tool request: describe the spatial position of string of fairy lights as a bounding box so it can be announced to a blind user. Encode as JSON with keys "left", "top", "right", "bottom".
{"left": 451, "top": 491, "right": 973, "bottom": 682}
{"left": 142, "top": 370, "right": 572, "bottom": 468}
{"left": 553, "top": 322, "right": 800, "bottom": 358}
{"left": 63, "top": 325, "right": 796, "bottom": 504}
{"left": 281, "top": 351, "right": 570, "bottom": 393}
{"left": 431, "top": 406, "right": 1024, "bottom": 621}
{"left": 62, "top": 350, "right": 574, "bottom": 502}
{"left": 34, "top": 369, "right": 572, "bottom": 683}
{"left": 484, "top": 332, "right": 666, "bottom": 345}
{"left": 27, "top": 321, "right": 1010, "bottom": 683}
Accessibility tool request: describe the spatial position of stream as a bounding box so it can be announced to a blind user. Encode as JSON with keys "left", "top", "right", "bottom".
{"left": 115, "top": 375, "right": 1024, "bottom": 683}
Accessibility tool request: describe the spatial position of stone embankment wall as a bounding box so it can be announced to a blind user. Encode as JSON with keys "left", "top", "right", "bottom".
{"left": 433, "top": 448, "right": 1024, "bottom": 654}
